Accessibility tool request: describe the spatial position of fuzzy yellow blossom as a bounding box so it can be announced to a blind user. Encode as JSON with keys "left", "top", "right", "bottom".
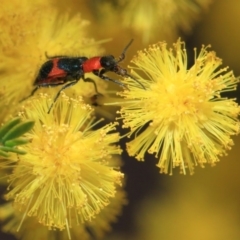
{"left": 116, "top": 39, "right": 240, "bottom": 175}
{"left": 2, "top": 92, "right": 123, "bottom": 233}
{"left": 0, "top": 1, "right": 105, "bottom": 108}
{"left": 121, "top": 0, "right": 213, "bottom": 42}
{"left": 0, "top": 185, "right": 126, "bottom": 240}
{"left": 0, "top": 202, "right": 89, "bottom": 240}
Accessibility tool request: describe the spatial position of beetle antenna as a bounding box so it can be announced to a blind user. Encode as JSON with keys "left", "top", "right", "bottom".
{"left": 117, "top": 39, "right": 134, "bottom": 63}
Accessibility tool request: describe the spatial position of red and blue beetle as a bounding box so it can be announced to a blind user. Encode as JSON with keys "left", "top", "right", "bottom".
{"left": 21, "top": 39, "right": 145, "bottom": 113}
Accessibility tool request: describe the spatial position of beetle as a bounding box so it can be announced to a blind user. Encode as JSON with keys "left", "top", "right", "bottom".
{"left": 21, "top": 39, "right": 144, "bottom": 113}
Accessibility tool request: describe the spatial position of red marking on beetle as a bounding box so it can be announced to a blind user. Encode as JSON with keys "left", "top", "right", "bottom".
{"left": 82, "top": 57, "right": 102, "bottom": 72}
{"left": 46, "top": 59, "right": 67, "bottom": 79}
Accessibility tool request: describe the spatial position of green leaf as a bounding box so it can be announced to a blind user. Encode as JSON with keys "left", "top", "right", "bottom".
{"left": 1, "top": 121, "right": 34, "bottom": 143}
{"left": 0, "top": 146, "right": 27, "bottom": 155}
{"left": 4, "top": 138, "right": 31, "bottom": 147}
{"left": 0, "top": 149, "right": 9, "bottom": 157}
{"left": 0, "top": 118, "right": 21, "bottom": 140}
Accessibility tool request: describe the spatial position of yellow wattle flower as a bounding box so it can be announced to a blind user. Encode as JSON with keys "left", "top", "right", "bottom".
{"left": 116, "top": 39, "right": 240, "bottom": 175}
{"left": 0, "top": 184, "right": 127, "bottom": 240}
{"left": 3, "top": 93, "right": 123, "bottom": 232}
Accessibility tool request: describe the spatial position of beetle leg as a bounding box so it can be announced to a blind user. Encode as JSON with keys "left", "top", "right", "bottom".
{"left": 20, "top": 86, "right": 39, "bottom": 102}
{"left": 82, "top": 76, "right": 102, "bottom": 96}
{"left": 93, "top": 69, "right": 127, "bottom": 89}
{"left": 47, "top": 80, "right": 78, "bottom": 114}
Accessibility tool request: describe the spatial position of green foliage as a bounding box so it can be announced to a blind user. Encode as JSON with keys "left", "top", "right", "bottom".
{"left": 0, "top": 117, "right": 34, "bottom": 157}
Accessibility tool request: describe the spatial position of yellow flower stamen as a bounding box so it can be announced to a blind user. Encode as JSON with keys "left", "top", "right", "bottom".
{"left": 4, "top": 92, "right": 123, "bottom": 231}
{"left": 0, "top": 184, "right": 127, "bottom": 240}
{"left": 116, "top": 39, "right": 240, "bottom": 175}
